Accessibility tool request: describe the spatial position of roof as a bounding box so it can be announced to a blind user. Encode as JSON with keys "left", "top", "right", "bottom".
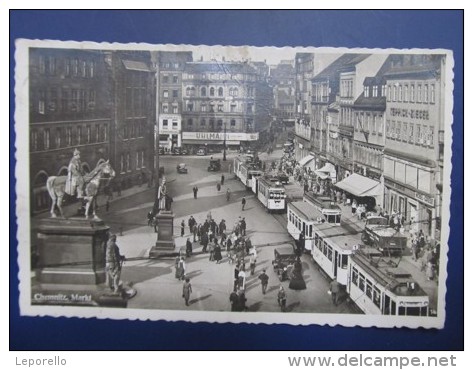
{"left": 122, "top": 60, "right": 152, "bottom": 72}
{"left": 289, "top": 201, "right": 324, "bottom": 222}
{"left": 312, "top": 54, "right": 371, "bottom": 81}
{"left": 185, "top": 62, "right": 257, "bottom": 75}
{"left": 353, "top": 95, "right": 386, "bottom": 110}
{"left": 334, "top": 173, "right": 382, "bottom": 197}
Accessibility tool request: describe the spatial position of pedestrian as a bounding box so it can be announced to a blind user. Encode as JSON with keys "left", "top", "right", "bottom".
{"left": 209, "top": 241, "right": 215, "bottom": 261}
{"left": 229, "top": 288, "right": 239, "bottom": 311}
{"left": 226, "top": 188, "right": 231, "bottom": 202}
{"left": 241, "top": 197, "right": 246, "bottom": 211}
{"left": 219, "top": 219, "right": 226, "bottom": 236}
{"left": 258, "top": 269, "right": 269, "bottom": 294}
{"left": 147, "top": 211, "right": 154, "bottom": 226}
{"left": 238, "top": 268, "right": 246, "bottom": 290}
{"left": 238, "top": 288, "right": 248, "bottom": 311}
{"left": 182, "top": 278, "right": 192, "bottom": 306}
{"left": 241, "top": 217, "right": 246, "bottom": 236}
{"left": 411, "top": 237, "right": 419, "bottom": 261}
{"left": 329, "top": 279, "right": 340, "bottom": 306}
{"left": 249, "top": 254, "right": 257, "bottom": 275}
{"left": 351, "top": 200, "right": 357, "bottom": 215}
{"left": 186, "top": 238, "right": 193, "bottom": 257}
{"left": 216, "top": 182, "right": 221, "bottom": 191}
{"left": 188, "top": 216, "right": 195, "bottom": 232}
{"left": 193, "top": 186, "right": 198, "bottom": 199}
{"left": 201, "top": 231, "right": 209, "bottom": 253}
{"left": 214, "top": 243, "right": 222, "bottom": 264}
{"left": 192, "top": 223, "right": 198, "bottom": 242}
{"left": 180, "top": 220, "right": 185, "bottom": 237}
{"left": 105, "top": 234, "right": 125, "bottom": 293}
{"left": 221, "top": 174, "right": 225, "bottom": 185}
{"left": 153, "top": 217, "right": 158, "bottom": 233}
{"left": 176, "top": 256, "right": 186, "bottom": 280}
{"left": 277, "top": 285, "right": 287, "bottom": 312}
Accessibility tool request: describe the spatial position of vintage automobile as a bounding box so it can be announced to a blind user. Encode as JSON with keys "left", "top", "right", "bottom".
{"left": 196, "top": 147, "right": 207, "bottom": 156}
{"left": 176, "top": 163, "right": 188, "bottom": 174}
{"left": 277, "top": 171, "right": 290, "bottom": 184}
{"left": 208, "top": 158, "right": 221, "bottom": 172}
{"left": 272, "top": 244, "right": 297, "bottom": 281}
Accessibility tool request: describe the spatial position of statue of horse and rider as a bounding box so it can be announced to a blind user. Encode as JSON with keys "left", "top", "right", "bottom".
{"left": 46, "top": 148, "right": 115, "bottom": 219}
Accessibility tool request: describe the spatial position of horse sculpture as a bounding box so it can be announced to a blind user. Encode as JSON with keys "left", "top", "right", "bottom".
{"left": 46, "top": 160, "right": 116, "bottom": 219}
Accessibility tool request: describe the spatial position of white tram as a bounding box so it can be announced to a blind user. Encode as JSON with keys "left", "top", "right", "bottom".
{"left": 287, "top": 201, "right": 323, "bottom": 252}
{"left": 303, "top": 191, "right": 342, "bottom": 225}
{"left": 233, "top": 156, "right": 245, "bottom": 180}
{"left": 256, "top": 176, "right": 286, "bottom": 212}
{"left": 239, "top": 163, "right": 264, "bottom": 189}
{"left": 347, "top": 247, "right": 429, "bottom": 316}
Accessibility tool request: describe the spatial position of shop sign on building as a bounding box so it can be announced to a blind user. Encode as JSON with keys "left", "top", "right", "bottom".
{"left": 182, "top": 132, "right": 259, "bottom": 141}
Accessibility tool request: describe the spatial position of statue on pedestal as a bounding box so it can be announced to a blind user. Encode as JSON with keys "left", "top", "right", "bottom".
{"left": 156, "top": 177, "right": 172, "bottom": 212}
{"left": 65, "top": 148, "right": 85, "bottom": 199}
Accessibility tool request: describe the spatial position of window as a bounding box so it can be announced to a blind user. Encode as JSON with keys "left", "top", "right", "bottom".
{"left": 209, "top": 104, "right": 215, "bottom": 112}
{"left": 417, "top": 84, "right": 422, "bottom": 102}
{"left": 373, "top": 287, "right": 381, "bottom": 307}
{"left": 218, "top": 104, "right": 223, "bottom": 112}
{"left": 163, "top": 90, "right": 169, "bottom": 98}
{"left": 77, "top": 127, "right": 82, "bottom": 145}
{"left": 200, "top": 104, "right": 207, "bottom": 112}
{"left": 210, "top": 87, "right": 215, "bottom": 96}
{"left": 209, "top": 119, "right": 215, "bottom": 130}
{"left": 398, "top": 85, "right": 403, "bottom": 101}
{"left": 230, "top": 104, "right": 236, "bottom": 113}
{"left": 352, "top": 268, "right": 359, "bottom": 286}
{"left": 200, "top": 118, "right": 205, "bottom": 127}
{"left": 187, "top": 103, "right": 194, "bottom": 112}
{"left": 359, "top": 273, "right": 365, "bottom": 291}
{"left": 48, "top": 88, "right": 58, "bottom": 112}
{"left": 231, "top": 119, "right": 236, "bottom": 127}
{"left": 402, "top": 122, "right": 408, "bottom": 142}
{"left": 64, "top": 58, "right": 71, "bottom": 76}
{"left": 38, "top": 90, "right": 45, "bottom": 114}
{"left": 373, "top": 85, "right": 378, "bottom": 97}
{"left": 172, "top": 121, "right": 178, "bottom": 128}
{"left": 162, "top": 119, "right": 168, "bottom": 128}
{"left": 187, "top": 119, "right": 193, "bottom": 127}
{"left": 392, "top": 85, "right": 397, "bottom": 101}
{"left": 430, "top": 84, "right": 435, "bottom": 103}
{"left": 136, "top": 152, "right": 140, "bottom": 169}
{"left": 410, "top": 84, "right": 415, "bottom": 102}
{"left": 66, "top": 127, "right": 72, "bottom": 146}
{"left": 403, "top": 85, "right": 409, "bottom": 102}
{"left": 89, "top": 61, "right": 94, "bottom": 78}
{"left": 424, "top": 84, "right": 429, "bottom": 103}
{"left": 31, "top": 130, "right": 38, "bottom": 151}
{"left": 126, "top": 153, "right": 130, "bottom": 172}
{"left": 172, "top": 90, "right": 178, "bottom": 98}
{"left": 48, "top": 56, "right": 56, "bottom": 75}
{"left": 162, "top": 104, "right": 168, "bottom": 113}
{"left": 366, "top": 281, "right": 373, "bottom": 299}
{"left": 43, "top": 129, "right": 50, "bottom": 149}
{"left": 81, "top": 60, "right": 86, "bottom": 77}
{"left": 387, "top": 86, "right": 391, "bottom": 101}
{"left": 39, "top": 56, "right": 46, "bottom": 74}
{"left": 141, "top": 150, "right": 146, "bottom": 168}
{"left": 120, "top": 154, "right": 125, "bottom": 173}
{"left": 55, "top": 128, "right": 62, "bottom": 148}
{"left": 72, "top": 59, "right": 78, "bottom": 77}
{"left": 172, "top": 105, "right": 178, "bottom": 114}
{"left": 381, "top": 85, "right": 386, "bottom": 97}
{"left": 408, "top": 123, "right": 414, "bottom": 143}
{"left": 364, "top": 86, "right": 369, "bottom": 97}
{"left": 86, "top": 126, "right": 91, "bottom": 143}
{"left": 162, "top": 75, "right": 169, "bottom": 83}
{"left": 172, "top": 75, "right": 178, "bottom": 83}
{"left": 201, "top": 87, "right": 206, "bottom": 97}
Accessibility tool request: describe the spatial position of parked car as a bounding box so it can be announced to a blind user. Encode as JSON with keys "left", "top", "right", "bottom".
{"left": 176, "top": 163, "right": 188, "bottom": 174}
{"left": 196, "top": 148, "right": 207, "bottom": 156}
{"left": 208, "top": 158, "right": 221, "bottom": 172}
{"left": 271, "top": 244, "right": 297, "bottom": 281}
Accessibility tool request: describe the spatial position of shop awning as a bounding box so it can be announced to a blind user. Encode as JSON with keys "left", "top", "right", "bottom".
{"left": 334, "top": 173, "right": 382, "bottom": 197}
{"left": 299, "top": 155, "right": 314, "bottom": 167}
{"left": 315, "top": 163, "right": 336, "bottom": 180}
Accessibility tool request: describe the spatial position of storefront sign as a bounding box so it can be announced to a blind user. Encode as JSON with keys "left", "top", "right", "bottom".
{"left": 182, "top": 132, "right": 259, "bottom": 141}
{"left": 415, "top": 192, "right": 435, "bottom": 207}
{"left": 390, "top": 108, "right": 429, "bottom": 120}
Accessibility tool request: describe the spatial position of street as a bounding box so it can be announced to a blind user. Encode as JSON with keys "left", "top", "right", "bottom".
{"left": 89, "top": 150, "right": 356, "bottom": 313}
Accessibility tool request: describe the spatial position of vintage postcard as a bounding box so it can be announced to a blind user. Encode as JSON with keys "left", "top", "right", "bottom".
{"left": 15, "top": 40, "right": 453, "bottom": 328}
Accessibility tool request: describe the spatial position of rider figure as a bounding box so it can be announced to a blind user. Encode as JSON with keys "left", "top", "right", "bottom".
{"left": 66, "top": 148, "right": 85, "bottom": 198}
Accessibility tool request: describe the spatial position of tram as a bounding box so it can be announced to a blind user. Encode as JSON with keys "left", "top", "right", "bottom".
{"left": 256, "top": 175, "right": 287, "bottom": 212}
{"left": 233, "top": 156, "right": 245, "bottom": 180}
{"left": 347, "top": 247, "right": 429, "bottom": 316}
{"left": 287, "top": 201, "right": 323, "bottom": 251}
{"left": 303, "top": 191, "right": 342, "bottom": 225}
{"left": 239, "top": 162, "right": 264, "bottom": 189}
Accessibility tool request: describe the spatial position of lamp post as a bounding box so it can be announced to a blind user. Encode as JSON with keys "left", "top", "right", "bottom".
{"left": 223, "top": 121, "right": 227, "bottom": 161}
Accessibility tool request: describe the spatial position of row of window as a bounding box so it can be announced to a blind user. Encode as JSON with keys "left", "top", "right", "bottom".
{"left": 288, "top": 210, "right": 313, "bottom": 238}
{"left": 183, "top": 102, "right": 253, "bottom": 113}
{"left": 122, "top": 120, "right": 147, "bottom": 140}
{"left": 340, "top": 79, "right": 354, "bottom": 99}
{"left": 354, "top": 145, "right": 383, "bottom": 170}
{"left": 363, "top": 84, "right": 387, "bottom": 99}
{"left": 30, "top": 123, "right": 108, "bottom": 152}
{"left": 185, "top": 118, "right": 239, "bottom": 128}
{"left": 161, "top": 74, "right": 179, "bottom": 84}
{"left": 353, "top": 111, "right": 384, "bottom": 135}
{"left": 384, "top": 157, "right": 433, "bottom": 194}
{"left": 119, "top": 150, "right": 146, "bottom": 174}
{"left": 37, "top": 55, "right": 95, "bottom": 78}
{"left": 351, "top": 266, "right": 382, "bottom": 308}
{"left": 36, "top": 88, "right": 96, "bottom": 115}
{"left": 387, "top": 82, "right": 436, "bottom": 104}
{"left": 183, "top": 73, "right": 256, "bottom": 82}
{"left": 184, "top": 86, "right": 241, "bottom": 97}
{"left": 125, "top": 87, "right": 148, "bottom": 118}
{"left": 386, "top": 120, "right": 435, "bottom": 147}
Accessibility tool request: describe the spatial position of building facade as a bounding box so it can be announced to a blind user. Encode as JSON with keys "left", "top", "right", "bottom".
{"left": 383, "top": 55, "right": 445, "bottom": 240}
{"left": 180, "top": 61, "right": 260, "bottom": 151}
{"left": 106, "top": 51, "right": 156, "bottom": 189}
{"left": 29, "top": 48, "right": 112, "bottom": 213}
{"left": 270, "top": 61, "right": 296, "bottom": 125}
{"left": 153, "top": 51, "right": 193, "bottom": 151}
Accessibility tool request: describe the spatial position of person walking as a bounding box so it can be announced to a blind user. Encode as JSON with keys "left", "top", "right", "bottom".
{"left": 219, "top": 219, "right": 226, "bottom": 236}
{"left": 177, "top": 257, "right": 186, "bottom": 281}
{"left": 216, "top": 182, "right": 221, "bottom": 192}
{"left": 229, "top": 288, "right": 239, "bottom": 311}
{"left": 214, "top": 243, "right": 223, "bottom": 264}
{"left": 241, "top": 196, "right": 246, "bottom": 211}
{"left": 147, "top": 211, "right": 154, "bottom": 226}
{"left": 201, "top": 231, "right": 209, "bottom": 253}
{"left": 249, "top": 254, "right": 257, "bottom": 275}
{"left": 330, "top": 279, "right": 340, "bottom": 306}
{"left": 277, "top": 285, "right": 287, "bottom": 312}
{"left": 188, "top": 216, "right": 195, "bottom": 233}
{"left": 182, "top": 278, "right": 192, "bottom": 306}
{"left": 192, "top": 223, "right": 198, "bottom": 242}
{"left": 105, "top": 234, "right": 125, "bottom": 293}
{"left": 221, "top": 174, "right": 225, "bottom": 186}
{"left": 241, "top": 217, "right": 247, "bottom": 236}
{"left": 258, "top": 269, "right": 269, "bottom": 294}
{"left": 186, "top": 238, "right": 193, "bottom": 257}
{"left": 226, "top": 188, "right": 231, "bottom": 202}
{"left": 180, "top": 220, "right": 185, "bottom": 237}
{"left": 193, "top": 186, "right": 198, "bottom": 199}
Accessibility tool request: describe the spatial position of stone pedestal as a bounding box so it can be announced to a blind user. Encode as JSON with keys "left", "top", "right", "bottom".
{"left": 149, "top": 211, "right": 176, "bottom": 258}
{"left": 35, "top": 218, "right": 109, "bottom": 285}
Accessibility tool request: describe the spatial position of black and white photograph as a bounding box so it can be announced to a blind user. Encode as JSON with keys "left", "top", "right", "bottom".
{"left": 14, "top": 40, "right": 453, "bottom": 329}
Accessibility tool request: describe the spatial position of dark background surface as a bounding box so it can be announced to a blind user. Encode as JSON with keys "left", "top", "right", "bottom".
{"left": 9, "top": 10, "right": 463, "bottom": 350}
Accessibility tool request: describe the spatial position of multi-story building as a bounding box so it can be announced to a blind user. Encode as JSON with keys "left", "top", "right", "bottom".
{"left": 383, "top": 55, "right": 445, "bottom": 240}
{"left": 29, "top": 48, "right": 112, "bottom": 213}
{"left": 270, "top": 61, "right": 296, "bottom": 125}
{"left": 310, "top": 54, "right": 371, "bottom": 179}
{"left": 106, "top": 51, "right": 156, "bottom": 189}
{"left": 180, "top": 61, "right": 260, "bottom": 152}
{"left": 153, "top": 51, "right": 193, "bottom": 151}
